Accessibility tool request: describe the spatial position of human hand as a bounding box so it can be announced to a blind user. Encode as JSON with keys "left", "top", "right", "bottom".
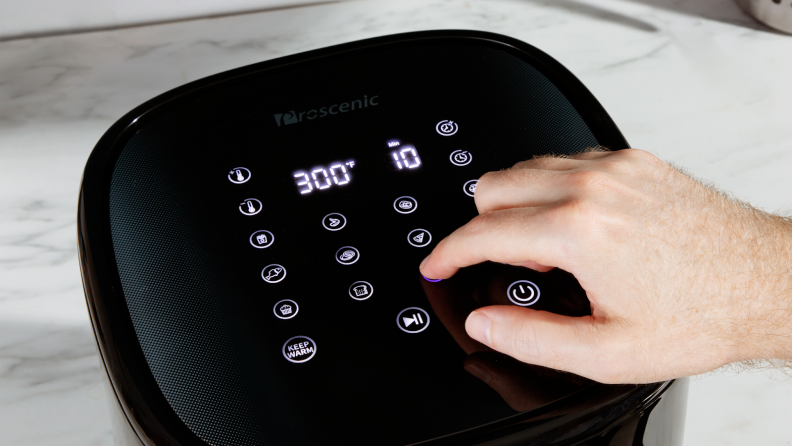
{"left": 419, "top": 149, "right": 792, "bottom": 384}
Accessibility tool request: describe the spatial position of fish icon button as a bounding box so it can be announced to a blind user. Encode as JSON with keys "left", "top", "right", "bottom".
{"left": 335, "top": 246, "right": 360, "bottom": 265}
{"left": 261, "top": 264, "right": 286, "bottom": 283}
{"left": 322, "top": 213, "right": 347, "bottom": 231}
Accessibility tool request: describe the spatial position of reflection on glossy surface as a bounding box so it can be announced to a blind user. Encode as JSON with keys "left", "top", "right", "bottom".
{"left": 421, "top": 262, "right": 594, "bottom": 412}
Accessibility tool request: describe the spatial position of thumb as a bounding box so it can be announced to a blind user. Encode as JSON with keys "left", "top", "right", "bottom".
{"left": 465, "top": 306, "right": 609, "bottom": 382}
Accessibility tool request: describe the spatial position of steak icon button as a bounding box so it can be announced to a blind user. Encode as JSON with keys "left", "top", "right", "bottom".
{"left": 393, "top": 196, "right": 418, "bottom": 214}
{"left": 282, "top": 336, "right": 317, "bottom": 363}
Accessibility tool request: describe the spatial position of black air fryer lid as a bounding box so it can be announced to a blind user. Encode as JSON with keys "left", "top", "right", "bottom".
{"left": 78, "top": 30, "right": 673, "bottom": 446}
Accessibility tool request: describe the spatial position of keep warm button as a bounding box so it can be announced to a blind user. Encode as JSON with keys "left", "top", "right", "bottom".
{"left": 282, "top": 336, "right": 317, "bottom": 363}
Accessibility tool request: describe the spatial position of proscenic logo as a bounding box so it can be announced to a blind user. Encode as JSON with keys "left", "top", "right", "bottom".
{"left": 273, "top": 95, "right": 379, "bottom": 127}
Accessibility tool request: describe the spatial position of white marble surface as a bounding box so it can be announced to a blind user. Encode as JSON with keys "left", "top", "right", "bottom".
{"left": 1, "top": 0, "right": 791, "bottom": 444}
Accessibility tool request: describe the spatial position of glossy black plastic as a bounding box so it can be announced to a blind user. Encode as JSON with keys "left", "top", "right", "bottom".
{"left": 78, "top": 30, "right": 685, "bottom": 446}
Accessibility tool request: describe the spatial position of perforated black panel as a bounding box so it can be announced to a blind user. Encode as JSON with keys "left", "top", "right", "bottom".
{"left": 109, "top": 132, "right": 265, "bottom": 446}
{"left": 106, "top": 40, "right": 609, "bottom": 446}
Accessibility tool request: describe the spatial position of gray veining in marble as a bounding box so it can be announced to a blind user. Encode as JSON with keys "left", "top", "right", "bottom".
{"left": 1, "top": 0, "right": 791, "bottom": 445}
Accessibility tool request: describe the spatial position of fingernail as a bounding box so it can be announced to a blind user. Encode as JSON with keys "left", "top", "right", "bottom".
{"left": 466, "top": 311, "right": 492, "bottom": 347}
{"left": 464, "top": 363, "right": 493, "bottom": 384}
{"left": 419, "top": 255, "right": 430, "bottom": 269}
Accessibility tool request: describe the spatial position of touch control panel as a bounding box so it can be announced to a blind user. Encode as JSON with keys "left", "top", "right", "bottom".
{"left": 92, "top": 32, "right": 633, "bottom": 446}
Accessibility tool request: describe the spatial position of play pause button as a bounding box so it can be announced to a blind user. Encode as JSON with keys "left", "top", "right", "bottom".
{"left": 397, "top": 307, "right": 430, "bottom": 334}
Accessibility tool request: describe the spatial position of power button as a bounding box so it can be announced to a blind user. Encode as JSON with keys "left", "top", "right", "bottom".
{"left": 507, "top": 280, "right": 541, "bottom": 306}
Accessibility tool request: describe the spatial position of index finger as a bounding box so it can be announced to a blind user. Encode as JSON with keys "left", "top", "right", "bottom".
{"left": 419, "top": 206, "right": 573, "bottom": 280}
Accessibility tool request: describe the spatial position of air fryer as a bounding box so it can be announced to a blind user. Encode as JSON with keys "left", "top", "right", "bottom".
{"left": 78, "top": 30, "right": 687, "bottom": 446}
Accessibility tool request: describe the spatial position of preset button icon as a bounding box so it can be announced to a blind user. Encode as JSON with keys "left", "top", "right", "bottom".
{"left": 282, "top": 336, "right": 317, "bottom": 363}
{"left": 335, "top": 246, "right": 360, "bottom": 265}
{"left": 507, "top": 280, "right": 541, "bottom": 306}
{"left": 393, "top": 196, "right": 418, "bottom": 214}
{"left": 407, "top": 229, "right": 432, "bottom": 248}
{"left": 322, "top": 213, "right": 347, "bottom": 231}
{"left": 261, "top": 264, "right": 286, "bottom": 283}
{"left": 249, "top": 230, "right": 274, "bottom": 249}
{"left": 349, "top": 281, "right": 373, "bottom": 301}
{"left": 397, "top": 307, "right": 430, "bottom": 333}
{"left": 274, "top": 299, "right": 299, "bottom": 319}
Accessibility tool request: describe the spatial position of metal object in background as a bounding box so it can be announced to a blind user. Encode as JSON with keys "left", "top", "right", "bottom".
{"left": 736, "top": 0, "right": 792, "bottom": 34}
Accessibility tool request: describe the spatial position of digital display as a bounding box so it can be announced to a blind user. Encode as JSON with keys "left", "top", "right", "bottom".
{"left": 292, "top": 143, "right": 423, "bottom": 195}
{"left": 292, "top": 160, "right": 355, "bottom": 194}
{"left": 388, "top": 142, "right": 422, "bottom": 170}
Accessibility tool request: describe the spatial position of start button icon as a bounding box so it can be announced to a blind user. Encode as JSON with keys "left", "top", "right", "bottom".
{"left": 282, "top": 336, "right": 317, "bottom": 363}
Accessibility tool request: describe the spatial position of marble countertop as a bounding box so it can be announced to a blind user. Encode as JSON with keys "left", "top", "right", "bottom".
{"left": 1, "top": 0, "right": 791, "bottom": 444}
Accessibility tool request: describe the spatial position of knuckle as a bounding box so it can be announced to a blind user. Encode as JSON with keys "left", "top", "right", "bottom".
{"left": 566, "top": 169, "right": 610, "bottom": 190}
{"left": 617, "top": 148, "right": 659, "bottom": 164}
